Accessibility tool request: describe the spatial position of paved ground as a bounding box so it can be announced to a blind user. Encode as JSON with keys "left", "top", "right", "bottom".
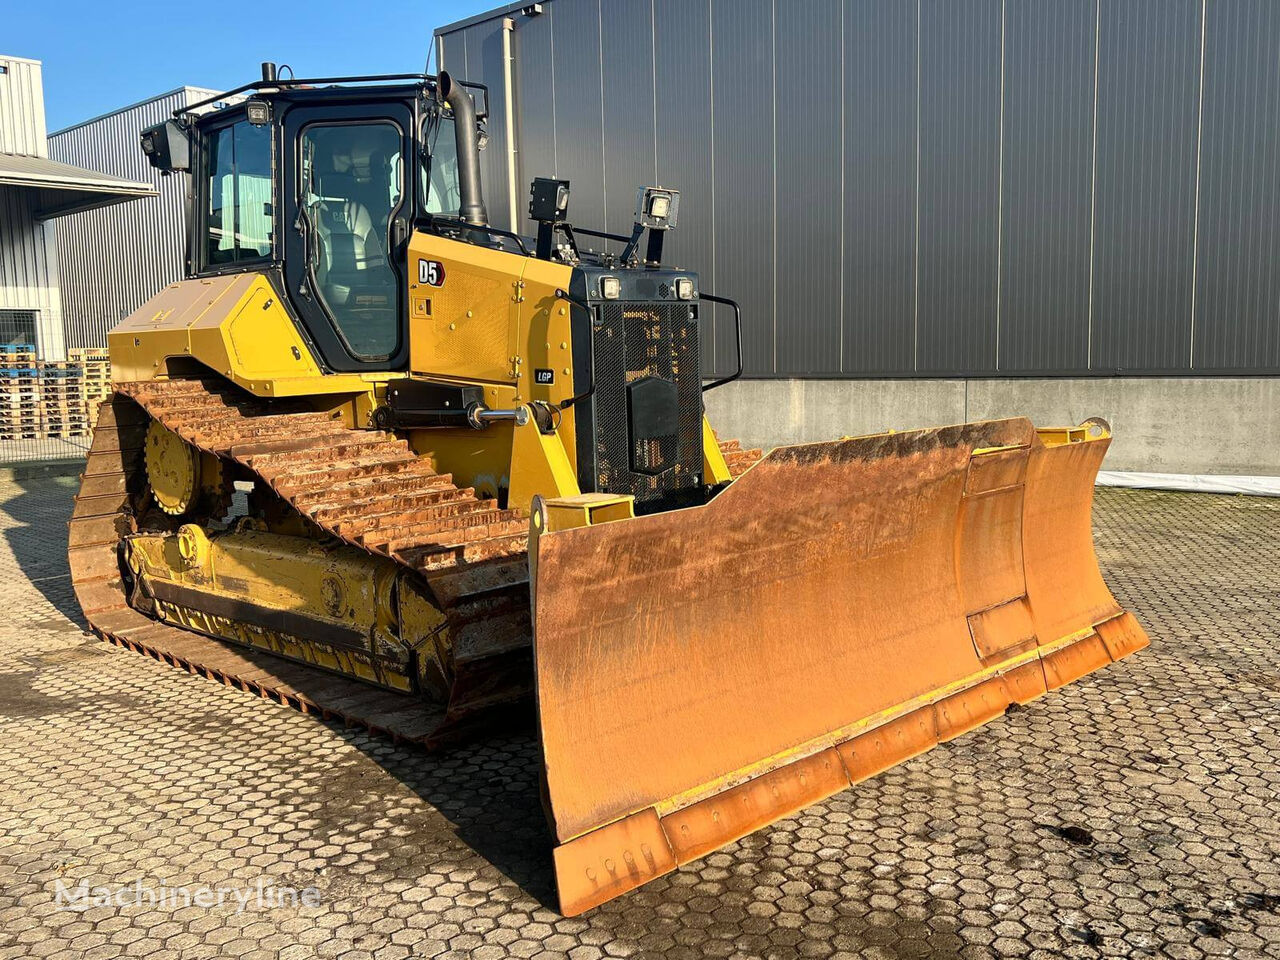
{"left": 0, "top": 477, "right": 1277, "bottom": 960}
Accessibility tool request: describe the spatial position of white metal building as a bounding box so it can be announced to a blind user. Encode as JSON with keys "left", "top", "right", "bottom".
{"left": 0, "top": 55, "right": 155, "bottom": 360}
{"left": 49, "top": 86, "right": 220, "bottom": 349}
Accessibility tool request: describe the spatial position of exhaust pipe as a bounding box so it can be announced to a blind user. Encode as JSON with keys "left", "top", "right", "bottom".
{"left": 439, "top": 71, "right": 488, "bottom": 227}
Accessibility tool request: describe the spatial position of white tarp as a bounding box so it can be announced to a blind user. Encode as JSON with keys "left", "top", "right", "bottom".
{"left": 1096, "top": 472, "right": 1280, "bottom": 497}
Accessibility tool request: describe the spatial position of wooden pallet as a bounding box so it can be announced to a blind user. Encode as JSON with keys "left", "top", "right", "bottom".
{"left": 42, "top": 421, "right": 89, "bottom": 430}
{"left": 41, "top": 400, "right": 89, "bottom": 410}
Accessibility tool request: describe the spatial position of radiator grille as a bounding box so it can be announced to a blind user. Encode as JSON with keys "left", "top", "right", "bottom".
{"left": 591, "top": 301, "right": 702, "bottom": 510}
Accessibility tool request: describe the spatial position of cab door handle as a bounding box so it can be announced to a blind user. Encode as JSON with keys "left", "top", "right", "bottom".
{"left": 391, "top": 217, "right": 409, "bottom": 248}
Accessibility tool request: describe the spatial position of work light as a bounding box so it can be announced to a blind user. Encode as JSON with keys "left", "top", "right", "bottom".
{"left": 246, "top": 100, "right": 272, "bottom": 125}
{"left": 636, "top": 186, "right": 680, "bottom": 229}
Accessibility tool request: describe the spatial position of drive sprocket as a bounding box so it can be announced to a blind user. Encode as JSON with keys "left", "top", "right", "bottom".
{"left": 144, "top": 419, "right": 233, "bottom": 518}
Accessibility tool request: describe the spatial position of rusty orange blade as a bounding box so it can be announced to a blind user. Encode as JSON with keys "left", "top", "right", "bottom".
{"left": 530, "top": 417, "right": 1147, "bottom": 916}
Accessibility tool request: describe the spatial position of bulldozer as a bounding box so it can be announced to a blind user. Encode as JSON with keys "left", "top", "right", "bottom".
{"left": 69, "top": 66, "right": 1148, "bottom": 915}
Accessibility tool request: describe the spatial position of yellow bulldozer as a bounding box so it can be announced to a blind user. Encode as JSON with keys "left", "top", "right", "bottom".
{"left": 69, "top": 66, "right": 1147, "bottom": 915}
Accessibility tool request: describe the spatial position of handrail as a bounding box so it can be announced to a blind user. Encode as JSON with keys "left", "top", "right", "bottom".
{"left": 699, "top": 292, "right": 744, "bottom": 392}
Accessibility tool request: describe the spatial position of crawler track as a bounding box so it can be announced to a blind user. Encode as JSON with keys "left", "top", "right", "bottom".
{"left": 69, "top": 379, "right": 759, "bottom": 746}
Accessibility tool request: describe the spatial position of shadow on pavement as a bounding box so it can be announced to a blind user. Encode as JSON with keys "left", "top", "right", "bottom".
{"left": 335, "top": 723, "right": 559, "bottom": 911}
{"left": 0, "top": 473, "right": 88, "bottom": 628}
{"left": 0, "top": 468, "right": 560, "bottom": 908}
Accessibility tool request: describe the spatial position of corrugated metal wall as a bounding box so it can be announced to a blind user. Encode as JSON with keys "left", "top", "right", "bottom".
{"left": 0, "top": 187, "right": 64, "bottom": 357}
{"left": 438, "top": 0, "right": 1280, "bottom": 378}
{"left": 0, "top": 56, "right": 47, "bottom": 156}
{"left": 0, "top": 55, "right": 65, "bottom": 359}
{"left": 47, "top": 88, "right": 216, "bottom": 350}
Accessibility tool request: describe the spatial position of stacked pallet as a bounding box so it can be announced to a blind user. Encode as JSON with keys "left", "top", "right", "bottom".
{"left": 0, "top": 346, "right": 113, "bottom": 443}
{"left": 0, "top": 345, "right": 42, "bottom": 440}
{"left": 69, "top": 348, "right": 112, "bottom": 427}
{"left": 38, "top": 362, "right": 92, "bottom": 438}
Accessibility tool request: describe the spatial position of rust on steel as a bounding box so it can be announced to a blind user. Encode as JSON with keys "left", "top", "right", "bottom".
{"left": 70, "top": 376, "right": 762, "bottom": 748}
{"left": 67, "top": 381, "right": 761, "bottom": 749}
{"left": 531, "top": 418, "right": 1148, "bottom": 915}
{"left": 70, "top": 382, "right": 541, "bottom": 744}
{"left": 715, "top": 435, "right": 762, "bottom": 478}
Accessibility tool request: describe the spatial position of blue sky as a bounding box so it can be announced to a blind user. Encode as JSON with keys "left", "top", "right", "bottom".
{"left": 7, "top": 0, "right": 497, "bottom": 132}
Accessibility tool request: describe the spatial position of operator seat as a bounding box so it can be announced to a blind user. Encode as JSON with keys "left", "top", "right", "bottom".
{"left": 360, "top": 148, "right": 396, "bottom": 238}
{"left": 313, "top": 151, "right": 383, "bottom": 306}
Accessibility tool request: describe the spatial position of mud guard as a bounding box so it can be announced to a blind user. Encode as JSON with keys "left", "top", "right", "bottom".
{"left": 529, "top": 417, "right": 1147, "bottom": 915}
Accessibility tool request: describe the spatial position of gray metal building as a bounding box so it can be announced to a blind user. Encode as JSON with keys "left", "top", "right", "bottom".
{"left": 49, "top": 86, "right": 220, "bottom": 350}
{"left": 0, "top": 55, "right": 154, "bottom": 360}
{"left": 436, "top": 0, "right": 1280, "bottom": 474}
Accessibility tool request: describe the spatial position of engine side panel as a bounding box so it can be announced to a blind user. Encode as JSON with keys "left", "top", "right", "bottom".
{"left": 108, "top": 273, "right": 375, "bottom": 399}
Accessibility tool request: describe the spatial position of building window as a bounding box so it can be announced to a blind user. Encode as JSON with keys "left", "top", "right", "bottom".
{"left": 205, "top": 120, "right": 274, "bottom": 266}
{"left": 0, "top": 311, "right": 37, "bottom": 348}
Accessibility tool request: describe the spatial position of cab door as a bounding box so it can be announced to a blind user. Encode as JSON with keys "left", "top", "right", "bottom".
{"left": 282, "top": 101, "right": 415, "bottom": 371}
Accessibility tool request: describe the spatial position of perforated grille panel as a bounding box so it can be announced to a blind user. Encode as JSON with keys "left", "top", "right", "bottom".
{"left": 589, "top": 301, "right": 703, "bottom": 510}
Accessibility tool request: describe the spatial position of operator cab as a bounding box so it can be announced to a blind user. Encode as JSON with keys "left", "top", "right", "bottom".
{"left": 141, "top": 67, "right": 482, "bottom": 373}
{"left": 140, "top": 63, "right": 743, "bottom": 513}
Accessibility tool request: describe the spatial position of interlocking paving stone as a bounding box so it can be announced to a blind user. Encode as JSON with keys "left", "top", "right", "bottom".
{"left": 0, "top": 476, "right": 1277, "bottom": 959}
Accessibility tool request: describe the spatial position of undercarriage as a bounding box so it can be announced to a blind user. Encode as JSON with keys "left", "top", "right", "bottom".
{"left": 69, "top": 379, "right": 759, "bottom": 745}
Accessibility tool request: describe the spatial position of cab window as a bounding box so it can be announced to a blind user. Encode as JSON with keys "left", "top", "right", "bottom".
{"left": 422, "top": 115, "right": 460, "bottom": 216}
{"left": 205, "top": 120, "right": 273, "bottom": 265}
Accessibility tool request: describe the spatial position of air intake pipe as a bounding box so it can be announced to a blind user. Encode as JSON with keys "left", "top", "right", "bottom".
{"left": 439, "top": 71, "right": 488, "bottom": 227}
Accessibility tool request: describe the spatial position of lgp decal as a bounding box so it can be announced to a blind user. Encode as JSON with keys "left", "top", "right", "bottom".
{"left": 534, "top": 368, "right": 555, "bottom": 385}
{"left": 418, "top": 259, "right": 446, "bottom": 287}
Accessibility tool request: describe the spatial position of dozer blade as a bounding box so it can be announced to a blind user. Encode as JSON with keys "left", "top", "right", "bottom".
{"left": 530, "top": 416, "right": 1148, "bottom": 915}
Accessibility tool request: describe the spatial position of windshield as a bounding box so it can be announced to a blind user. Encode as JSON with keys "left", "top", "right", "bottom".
{"left": 421, "top": 113, "right": 460, "bottom": 216}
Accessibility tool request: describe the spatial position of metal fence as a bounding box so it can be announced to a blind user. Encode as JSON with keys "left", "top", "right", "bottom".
{"left": 0, "top": 338, "right": 104, "bottom": 465}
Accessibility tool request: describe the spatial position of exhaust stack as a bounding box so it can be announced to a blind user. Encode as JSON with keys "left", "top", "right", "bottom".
{"left": 439, "top": 71, "right": 488, "bottom": 227}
